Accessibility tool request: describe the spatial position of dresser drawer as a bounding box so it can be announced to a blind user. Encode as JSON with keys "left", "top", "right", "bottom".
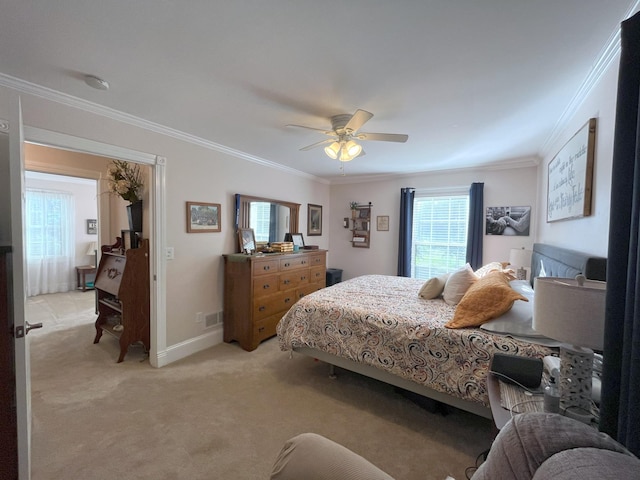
{"left": 253, "top": 258, "right": 280, "bottom": 276}
{"left": 253, "top": 274, "right": 279, "bottom": 298}
{"left": 279, "top": 269, "right": 310, "bottom": 290}
{"left": 254, "top": 313, "right": 282, "bottom": 343}
{"left": 309, "top": 252, "right": 326, "bottom": 266}
{"left": 309, "top": 265, "right": 325, "bottom": 285}
{"left": 253, "top": 291, "right": 296, "bottom": 321}
{"left": 280, "top": 256, "right": 310, "bottom": 271}
{"left": 297, "top": 283, "right": 321, "bottom": 299}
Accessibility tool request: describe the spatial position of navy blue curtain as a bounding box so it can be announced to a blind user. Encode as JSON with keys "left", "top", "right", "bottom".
{"left": 397, "top": 188, "right": 415, "bottom": 276}
{"left": 600, "top": 11, "right": 640, "bottom": 457}
{"left": 466, "top": 182, "right": 484, "bottom": 270}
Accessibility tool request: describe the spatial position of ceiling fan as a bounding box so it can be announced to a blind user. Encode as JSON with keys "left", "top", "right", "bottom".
{"left": 287, "top": 109, "right": 408, "bottom": 162}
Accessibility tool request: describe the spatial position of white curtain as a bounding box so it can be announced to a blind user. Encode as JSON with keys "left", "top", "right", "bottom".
{"left": 25, "top": 188, "right": 75, "bottom": 296}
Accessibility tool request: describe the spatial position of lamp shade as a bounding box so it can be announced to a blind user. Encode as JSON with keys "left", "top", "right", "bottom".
{"left": 532, "top": 276, "right": 606, "bottom": 351}
{"left": 324, "top": 142, "right": 340, "bottom": 159}
{"left": 86, "top": 241, "right": 98, "bottom": 256}
{"left": 509, "top": 248, "right": 532, "bottom": 268}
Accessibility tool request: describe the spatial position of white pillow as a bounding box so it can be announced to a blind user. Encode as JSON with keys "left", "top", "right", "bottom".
{"left": 480, "top": 280, "right": 543, "bottom": 337}
{"left": 442, "top": 263, "right": 477, "bottom": 305}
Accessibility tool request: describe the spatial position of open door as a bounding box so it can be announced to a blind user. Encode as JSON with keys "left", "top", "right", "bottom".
{"left": 9, "top": 96, "right": 38, "bottom": 479}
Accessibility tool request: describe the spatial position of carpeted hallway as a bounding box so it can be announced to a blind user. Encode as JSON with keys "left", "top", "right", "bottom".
{"left": 26, "top": 291, "right": 493, "bottom": 480}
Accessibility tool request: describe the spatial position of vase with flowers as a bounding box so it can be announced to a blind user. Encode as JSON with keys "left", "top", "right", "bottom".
{"left": 107, "top": 160, "right": 144, "bottom": 232}
{"left": 350, "top": 201, "right": 359, "bottom": 219}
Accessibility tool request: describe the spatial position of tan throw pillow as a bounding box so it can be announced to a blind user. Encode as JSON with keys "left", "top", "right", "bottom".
{"left": 442, "top": 264, "right": 477, "bottom": 305}
{"left": 445, "top": 271, "right": 528, "bottom": 329}
{"left": 418, "top": 273, "right": 450, "bottom": 299}
{"left": 475, "top": 261, "right": 505, "bottom": 278}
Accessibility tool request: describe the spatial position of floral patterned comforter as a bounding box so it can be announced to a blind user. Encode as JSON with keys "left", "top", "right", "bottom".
{"left": 277, "top": 274, "right": 553, "bottom": 408}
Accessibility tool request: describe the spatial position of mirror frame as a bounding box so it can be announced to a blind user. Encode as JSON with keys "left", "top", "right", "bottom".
{"left": 234, "top": 193, "right": 300, "bottom": 238}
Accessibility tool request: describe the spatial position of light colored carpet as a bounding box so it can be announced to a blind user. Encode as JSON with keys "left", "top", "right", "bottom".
{"left": 27, "top": 291, "right": 493, "bottom": 480}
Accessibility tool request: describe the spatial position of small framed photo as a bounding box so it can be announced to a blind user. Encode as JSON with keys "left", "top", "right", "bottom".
{"left": 291, "top": 233, "right": 305, "bottom": 247}
{"left": 238, "top": 228, "right": 256, "bottom": 254}
{"left": 376, "top": 215, "right": 389, "bottom": 231}
{"left": 86, "top": 219, "right": 97, "bottom": 235}
{"left": 187, "top": 202, "right": 221, "bottom": 233}
{"left": 307, "top": 204, "right": 322, "bottom": 236}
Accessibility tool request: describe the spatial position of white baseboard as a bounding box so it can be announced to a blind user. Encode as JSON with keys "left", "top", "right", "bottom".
{"left": 154, "top": 325, "right": 223, "bottom": 367}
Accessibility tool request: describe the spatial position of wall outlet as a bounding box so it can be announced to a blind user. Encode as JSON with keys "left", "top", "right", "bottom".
{"left": 166, "top": 247, "right": 175, "bottom": 260}
{"left": 195, "top": 312, "right": 204, "bottom": 323}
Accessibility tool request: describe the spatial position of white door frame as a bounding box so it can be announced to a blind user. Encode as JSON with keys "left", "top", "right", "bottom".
{"left": 23, "top": 127, "right": 168, "bottom": 367}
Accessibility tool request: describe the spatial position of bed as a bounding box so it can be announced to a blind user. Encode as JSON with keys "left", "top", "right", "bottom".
{"left": 276, "top": 243, "right": 606, "bottom": 419}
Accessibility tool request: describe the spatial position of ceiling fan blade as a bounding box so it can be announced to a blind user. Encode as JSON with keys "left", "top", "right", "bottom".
{"left": 356, "top": 132, "right": 409, "bottom": 143}
{"left": 344, "top": 109, "right": 374, "bottom": 133}
{"left": 299, "top": 138, "right": 336, "bottom": 151}
{"left": 286, "top": 124, "right": 334, "bottom": 135}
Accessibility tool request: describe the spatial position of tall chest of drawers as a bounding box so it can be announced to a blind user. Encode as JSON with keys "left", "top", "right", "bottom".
{"left": 223, "top": 250, "right": 326, "bottom": 351}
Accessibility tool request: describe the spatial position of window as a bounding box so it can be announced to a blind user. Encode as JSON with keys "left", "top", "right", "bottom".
{"left": 411, "top": 192, "right": 469, "bottom": 279}
{"left": 25, "top": 188, "right": 74, "bottom": 259}
{"left": 250, "top": 202, "right": 272, "bottom": 242}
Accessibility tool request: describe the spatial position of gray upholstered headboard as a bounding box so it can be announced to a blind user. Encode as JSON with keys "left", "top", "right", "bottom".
{"left": 530, "top": 243, "right": 607, "bottom": 286}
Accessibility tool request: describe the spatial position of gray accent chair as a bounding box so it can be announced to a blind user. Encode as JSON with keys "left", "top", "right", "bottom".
{"left": 270, "top": 413, "right": 640, "bottom": 479}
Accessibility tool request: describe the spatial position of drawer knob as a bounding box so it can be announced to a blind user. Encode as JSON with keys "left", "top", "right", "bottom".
{"left": 284, "top": 297, "right": 291, "bottom": 303}
{"left": 263, "top": 284, "right": 270, "bottom": 289}
{"left": 264, "top": 265, "right": 270, "bottom": 271}
{"left": 301, "top": 276, "right": 306, "bottom": 280}
{"left": 284, "top": 262, "right": 290, "bottom": 267}
{"left": 258, "top": 326, "right": 265, "bottom": 333}
{"left": 259, "top": 306, "right": 266, "bottom": 312}
{"left": 284, "top": 279, "right": 290, "bottom": 285}
{"left": 302, "top": 260, "right": 307, "bottom": 264}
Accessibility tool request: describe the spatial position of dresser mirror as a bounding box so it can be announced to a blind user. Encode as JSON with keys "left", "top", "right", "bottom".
{"left": 235, "top": 194, "right": 300, "bottom": 245}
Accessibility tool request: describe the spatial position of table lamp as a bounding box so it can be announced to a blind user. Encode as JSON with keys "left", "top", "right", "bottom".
{"left": 509, "top": 248, "right": 532, "bottom": 280}
{"left": 532, "top": 275, "right": 606, "bottom": 413}
{"left": 86, "top": 241, "right": 98, "bottom": 267}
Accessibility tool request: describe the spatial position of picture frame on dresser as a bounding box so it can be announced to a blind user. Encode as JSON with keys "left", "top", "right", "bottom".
{"left": 290, "top": 233, "right": 305, "bottom": 248}
{"left": 238, "top": 228, "right": 256, "bottom": 254}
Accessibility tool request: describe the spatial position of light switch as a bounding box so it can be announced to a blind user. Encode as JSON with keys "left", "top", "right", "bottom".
{"left": 166, "top": 247, "right": 174, "bottom": 260}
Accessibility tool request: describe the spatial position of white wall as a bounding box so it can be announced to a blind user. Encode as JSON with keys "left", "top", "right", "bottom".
{"left": 0, "top": 85, "right": 331, "bottom": 350}
{"left": 535, "top": 54, "right": 618, "bottom": 257}
{"left": 328, "top": 163, "right": 539, "bottom": 280}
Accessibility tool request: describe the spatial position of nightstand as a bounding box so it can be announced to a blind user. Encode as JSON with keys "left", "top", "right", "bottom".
{"left": 76, "top": 265, "right": 97, "bottom": 292}
{"left": 487, "top": 372, "right": 544, "bottom": 431}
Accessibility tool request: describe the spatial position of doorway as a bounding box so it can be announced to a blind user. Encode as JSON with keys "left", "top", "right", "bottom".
{"left": 21, "top": 127, "right": 167, "bottom": 367}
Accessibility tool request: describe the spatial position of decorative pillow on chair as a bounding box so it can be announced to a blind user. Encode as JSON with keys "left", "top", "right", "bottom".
{"left": 442, "top": 264, "right": 477, "bottom": 305}
{"left": 418, "top": 273, "right": 450, "bottom": 299}
{"left": 446, "top": 271, "right": 527, "bottom": 328}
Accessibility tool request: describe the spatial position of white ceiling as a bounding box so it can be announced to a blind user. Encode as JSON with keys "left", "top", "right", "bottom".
{"left": 0, "top": 1, "right": 636, "bottom": 182}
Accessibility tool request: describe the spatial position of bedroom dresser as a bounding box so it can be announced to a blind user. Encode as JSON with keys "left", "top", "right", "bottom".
{"left": 223, "top": 250, "right": 326, "bottom": 351}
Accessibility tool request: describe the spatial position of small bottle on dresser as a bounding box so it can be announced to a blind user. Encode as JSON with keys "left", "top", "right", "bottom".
{"left": 544, "top": 372, "right": 560, "bottom": 413}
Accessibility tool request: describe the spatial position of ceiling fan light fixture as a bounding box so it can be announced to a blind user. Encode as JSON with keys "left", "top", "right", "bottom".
{"left": 344, "top": 140, "right": 362, "bottom": 157}
{"left": 324, "top": 141, "right": 341, "bottom": 159}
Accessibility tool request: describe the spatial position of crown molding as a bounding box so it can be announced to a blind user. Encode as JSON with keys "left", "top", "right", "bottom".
{"left": 540, "top": 0, "right": 640, "bottom": 158}
{"left": 0, "top": 73, "right": 328, "bottom": 184}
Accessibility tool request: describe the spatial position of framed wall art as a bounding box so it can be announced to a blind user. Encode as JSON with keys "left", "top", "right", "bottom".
{"left": 307, "top": 203, "right": 322, "bottom": 236}
{"left": 376, "top": 215, "right": 389, "bottom": 231}
{"left": 86, "top": 219, "right": 97, "bottom": 235}
{"left": 547, "top": 118, "right": 596, "bottom": 222}
{"left": 187, "top": 201, "right": 221, "bottom": 233}
{"left": 486, "top": 206, "right": 531, "bottom": 236}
